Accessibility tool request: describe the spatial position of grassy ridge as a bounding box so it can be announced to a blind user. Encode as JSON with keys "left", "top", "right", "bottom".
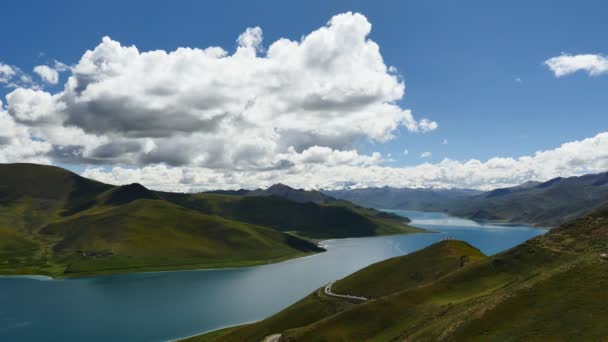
{"left": 332, "top": 240, "right": 486, "bottom": 299}
{"left": 188, "top": 240, "right": 485, "bottom": 342}
{"left": 193, "top": 206, "right": 608, "bottom": 341}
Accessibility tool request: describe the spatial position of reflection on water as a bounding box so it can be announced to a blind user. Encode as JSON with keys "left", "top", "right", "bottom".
{"left": 0, "top": 210, "right": 544, "bottom": 342}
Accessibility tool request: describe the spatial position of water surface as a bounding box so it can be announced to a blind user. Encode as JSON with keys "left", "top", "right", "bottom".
{"left": 0, "top": 211, "right": 544, "bottom": 341}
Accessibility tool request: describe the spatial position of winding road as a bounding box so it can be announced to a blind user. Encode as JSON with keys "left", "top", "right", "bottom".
{"left": 324, "top": 282, "right": 368, "bottom": 301}
{"left": 262, "top": 333, "right": 282, "bottom": 342}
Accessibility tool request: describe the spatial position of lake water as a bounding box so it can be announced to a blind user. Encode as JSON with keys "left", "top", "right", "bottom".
{"left": 0, "top": 210, "right": 545, "bottom": 341}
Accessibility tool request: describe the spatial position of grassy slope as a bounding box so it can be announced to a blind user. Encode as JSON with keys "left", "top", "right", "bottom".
{"left": 188, "top": 240, "right": 485, "bottom": 342}
{"left": 282, "top": 207, "right": 608, "bottom": 341}
{"left": 40, "top": 199, "right": 322, "bottom": 275}
{"left": 0, "top": 163, "right": 420, "bottom": 277}
{"left": 332, "top": 240, "right": 486, "bottom": 299}
{"left": 193, "top": 207, "right": 608, "bottom": 341}
{"left": 0, "top": 164, "right": 323, "bottom": 277}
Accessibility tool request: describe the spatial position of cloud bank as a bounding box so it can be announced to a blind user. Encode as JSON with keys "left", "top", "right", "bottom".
{"left": 81, "top": 131, "right": 608, "bottom": 192}
{"left": 2, "top": 12, "right": 436, "bottom": 174}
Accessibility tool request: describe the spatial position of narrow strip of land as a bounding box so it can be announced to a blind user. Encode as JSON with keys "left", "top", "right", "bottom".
{"left": 324, "top": 282, "right": 368, "bottom": 301}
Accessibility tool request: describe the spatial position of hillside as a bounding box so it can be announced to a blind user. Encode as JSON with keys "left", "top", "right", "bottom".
{"left": 0, "top": 164, "right": 319, "bottom": 277}
{"left": 159, "top": 190, "right": 418, "bottom": 239}
{"left": 0, "top": 163, "right": 419, "bottom": 277}
{"left": 192, "top": 205, "right": 608, "bottom": 341}
{"left": 185, "top": 240, "right": 487, "bottom": 342}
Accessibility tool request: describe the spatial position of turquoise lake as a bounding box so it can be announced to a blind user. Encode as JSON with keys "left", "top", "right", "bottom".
{"left": 0, "top": 211, "right": 545, "bottom": 341}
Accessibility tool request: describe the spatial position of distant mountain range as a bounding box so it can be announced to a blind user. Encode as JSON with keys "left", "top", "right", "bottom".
{"left": 325, "top": 171, "right": 608, "bottom": 227}
{"left": 192, "top": 202, "right": 608, "bottom": 341}
{"left": 324, "top": 187, "right": 481, "bottom": 212}
{"left": 0, "top": 163, "right": 418, "bottom": 277}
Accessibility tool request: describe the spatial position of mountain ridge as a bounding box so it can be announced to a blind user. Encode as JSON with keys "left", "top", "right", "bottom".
{"left": 325, "top": 171, "right": 608, "bottom": 227}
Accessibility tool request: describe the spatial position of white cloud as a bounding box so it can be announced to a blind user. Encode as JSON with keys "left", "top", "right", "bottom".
{"left": 82, "top": 131, "right": 608, "bottom": 191}
{"left": 0, "top": 63, "right": 39, "bottom": 89}
{"left": 237, "top": 26, "right": 263, "bottom": 53}
{"left": 420, "top": 151, "right": 432, "bottom": 158}
{"left": 545, "top": 53, "right": 608, "bottom": 77}
{"left": 33, "top": 65, "right": 59, "bottom": 84}
{"left": 403, "top": 149, "right": 409, "bottom": 155}
{"left": 0, "top": 63, "right": 17, "bottom": 83}
{"left": 3, "top": 12, "right": 436, "bottom": 170}
{"left": 0, "top": 102, "right": 52, "bottom": 164}
{"left": 53, "top": 60, "right": 71, "bottom": 72}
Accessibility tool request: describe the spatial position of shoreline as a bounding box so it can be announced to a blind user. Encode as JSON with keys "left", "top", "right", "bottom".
{"left": 0, "top": 250, "right": 323, "bottom": 280}
{"left": 381, "top": 208, "right": 551, "bottom": 230}
{"left": 0, "top": 225, "right": 429, "bottom": 280}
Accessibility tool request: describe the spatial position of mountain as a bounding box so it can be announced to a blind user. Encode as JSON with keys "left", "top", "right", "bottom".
{"left": 324, "top": 187, "right": 482, "bottom": 211}
{"left": 0, "top": 163, "right": 419, "bottom": 277}
{"left": 449, "top": 172, "right": 608, "bottom": 227}
{"left": 247, "top": 183, "right": 337, "bottom": 204}
{"left": 158, "top": 192, "right": 418, "bottom": 239}
{"left": 326, "top": 172, "right": 608, "bottom": 228}
{"left": 192, "top": 204, "right": 608, "bottom": 341}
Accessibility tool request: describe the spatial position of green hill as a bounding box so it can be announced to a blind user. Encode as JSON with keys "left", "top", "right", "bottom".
{"left": 160, "top": 192, "right": 419, "bottom": 239}
{"left": 185, "top": 240, "right": 485, "bottom": 342}
{"left": 0, "top": 163, "right": 420, "bottom": 277}
{"left": 192, "top": 205, "right": 608, "bottom": 341}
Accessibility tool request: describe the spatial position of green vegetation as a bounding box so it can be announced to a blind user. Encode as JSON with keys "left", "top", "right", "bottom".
{"left": 194, "top": 205, "right": 608, "bottom": 341}
{"left": 332, "top": 240, "right": 486, "bottom": 299}
{"left": 0, "top": 163, "right": 419, "bottom": 277}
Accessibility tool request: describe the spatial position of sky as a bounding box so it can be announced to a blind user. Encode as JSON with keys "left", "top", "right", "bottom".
{"left": 0, "top": 0, "right": 607, "bottom": 191}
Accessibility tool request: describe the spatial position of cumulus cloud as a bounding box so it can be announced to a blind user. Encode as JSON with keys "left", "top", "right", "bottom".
{"left": 33, "top": 65, "right": 59, "bottom": 84}
{"left": 2, "top": 12, "right": 436, "bottom": 171}
{"left": 82, "top": 131, "right": 608, "bottom": 192}
{"left": 545, "top": 53, "right": 608, "bottom": 77}
{"left": 420, "top": 151, "right": 432, "bottom": 158}
{"left": 0, "top": 100, "right": 52, "bottom": 163}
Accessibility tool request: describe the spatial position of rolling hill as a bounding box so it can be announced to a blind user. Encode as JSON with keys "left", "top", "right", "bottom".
{"left": 191, "top": 204, "right": 608, "bottom": 341}
{"left": 0, "top": 163, "right": 418, "bottom": 277}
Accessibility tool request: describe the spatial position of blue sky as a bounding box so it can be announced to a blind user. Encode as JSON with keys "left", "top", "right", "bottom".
{"left": 1, "top": 1, "right": 607, "bottom": 190}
